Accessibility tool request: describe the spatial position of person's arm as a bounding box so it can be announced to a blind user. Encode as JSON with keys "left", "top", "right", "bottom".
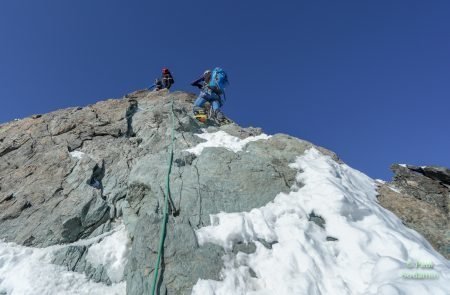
{"left": 191, "top": 77, "right": 205, "bottom": 89}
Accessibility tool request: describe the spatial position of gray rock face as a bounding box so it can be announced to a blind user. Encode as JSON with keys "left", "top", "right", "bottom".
{"left": 0, "top": 96, "right": 131, "bottom": 247}
{"left": 0, "top": 89, "right": 339, "bottom": 294}
{"left": 408, "top": 165, "right": 450, "bottom": 184}
{"left": 391, "top": 164, "right": 449, "bottom": 216}
{"left": 377, "top": 164, "right": 450, "bottom": 258}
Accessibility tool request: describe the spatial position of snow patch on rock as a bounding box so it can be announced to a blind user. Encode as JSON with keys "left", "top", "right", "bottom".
{"left": 186, "top": 130, "right": 271, "bottom": 156}
{"left": 86, "top": 225, "right": 130, "bottom": 283}
{"left": 387, "top": 185, "right": 402, "bottom": 194}
{"left": 69, "top": 151, "right": 86, "bottom": 160}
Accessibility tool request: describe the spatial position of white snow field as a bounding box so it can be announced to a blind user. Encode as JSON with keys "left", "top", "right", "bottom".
{"left": 187, "top": 135, "right": 450, "bottom": 295}
{"left": 0, "top": 224, "right": 129, "bottom": 295}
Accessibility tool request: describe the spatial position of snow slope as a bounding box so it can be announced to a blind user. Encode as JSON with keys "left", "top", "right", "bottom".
{"left": 188, "top": 133, "right": 450, "bottom": 295}
{"left": 0, "top": 224, "right": 129, "bottom": 295}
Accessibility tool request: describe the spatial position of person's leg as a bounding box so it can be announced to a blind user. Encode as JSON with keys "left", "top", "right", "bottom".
{"left": 193, "top": 92, "right": 207, "bottom": 112}
{"left": 211, "top": 99, "right": 224, "bottom": 120}
{"left": 211, "top": 99, "right": 221, "bottom": 111}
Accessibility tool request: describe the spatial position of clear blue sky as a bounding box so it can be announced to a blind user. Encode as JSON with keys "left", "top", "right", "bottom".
{"left": 1, "top": 0, "right": 449, "bottom": 180}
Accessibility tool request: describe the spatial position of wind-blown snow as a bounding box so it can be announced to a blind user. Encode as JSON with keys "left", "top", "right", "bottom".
{"left": 0, "top": 225, "right": 128, "bottom": 295}
{"left": 192, "top": 148, "right": 450, "bottom": 295}
{"left": 86, "top": 226, "right": 130, "bottom": 283}
{"left": 186, "top": 130, "right": 271, "bottom": 155}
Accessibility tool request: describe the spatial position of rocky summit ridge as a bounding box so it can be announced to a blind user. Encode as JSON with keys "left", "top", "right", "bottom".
{"left": 0, "top": 90, "right": 339, "bottom": 294}
{"left": 0, "top": 89, "right": 448, "bottom": 294}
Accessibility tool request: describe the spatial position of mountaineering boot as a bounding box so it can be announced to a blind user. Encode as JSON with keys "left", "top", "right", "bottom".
{"left": 213, "top": 110, "right": 232, "bottom": 125}
{"left": 194, "top": 108, "right": 207, "bottom": 123}
{"left": 215, "top": 110, "right": 224, "bottom": 122}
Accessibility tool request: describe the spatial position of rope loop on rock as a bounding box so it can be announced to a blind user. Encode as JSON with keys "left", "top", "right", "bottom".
{"left": 150, "top": 96, "right": 175, "bottom": 295}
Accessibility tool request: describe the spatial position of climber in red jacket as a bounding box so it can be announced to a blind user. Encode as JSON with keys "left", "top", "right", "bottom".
{"left": 161, "top": 68, "right": 175, "bottom": 90}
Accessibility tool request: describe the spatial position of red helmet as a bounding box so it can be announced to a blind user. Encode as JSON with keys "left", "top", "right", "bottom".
{"left": 162, "top": 68, "right": 170, "bottom": 74}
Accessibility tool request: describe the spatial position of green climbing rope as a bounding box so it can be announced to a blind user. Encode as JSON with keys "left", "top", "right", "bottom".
{"left": 150, "top": 97, "right": 175, "bottom": 295}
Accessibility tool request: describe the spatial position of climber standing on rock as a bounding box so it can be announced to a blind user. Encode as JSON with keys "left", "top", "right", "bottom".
{"left": 161, "top": 68, "right": 175, "bottom": 90}
{"left": 191, "top": 67, "right": 229, "bottom": 122}
{"left": 149, "top": 68, "right": 174, "bottom": 91}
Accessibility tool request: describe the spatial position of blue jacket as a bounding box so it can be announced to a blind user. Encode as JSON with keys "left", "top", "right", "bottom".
{"left": 191, "top": 75, "right": 223, "bottom": 96}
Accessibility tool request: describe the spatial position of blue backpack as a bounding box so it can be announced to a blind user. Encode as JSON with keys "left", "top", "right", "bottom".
{"left": 208, "top": 67, "right": 229, "bottom": 94}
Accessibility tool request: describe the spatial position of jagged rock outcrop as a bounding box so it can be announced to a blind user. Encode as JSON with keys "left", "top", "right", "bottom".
{"left": 377, "top": 164, "right": 450, "bottom": 259}
{"left": 0, "top": 90, "right": 340, "bottom": 294}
